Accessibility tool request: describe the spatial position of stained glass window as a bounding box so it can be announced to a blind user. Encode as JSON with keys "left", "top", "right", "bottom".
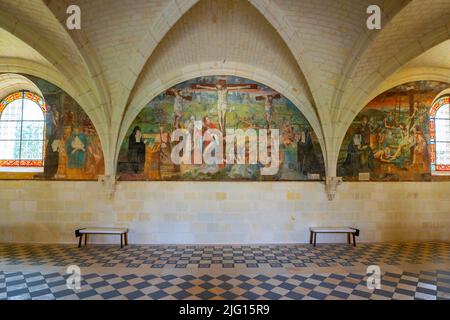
{"left": 0, "top": 91, "right": 46, "bottom": 172}
{"left": 429, "top": 95, "right": 450, "bottom": 175}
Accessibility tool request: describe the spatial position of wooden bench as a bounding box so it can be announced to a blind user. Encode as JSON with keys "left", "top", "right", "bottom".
{"left": 309, "top": 227, "right": 360, "bottom": 247}
{"left": 75, "top": 228, "right": 129, "bottom": 248}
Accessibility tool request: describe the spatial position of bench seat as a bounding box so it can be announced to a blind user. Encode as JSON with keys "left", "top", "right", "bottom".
{"left": 75, "top": 227, "right": 129, "bottom": 248}
{"left": 309, "top": 227, "right": 359, "bottom": 246}
{"left": 310, "top": 227, "right": 356, "bottom": 233}
{"left": 78, "top": 227, "right": 128, "bottom": 234}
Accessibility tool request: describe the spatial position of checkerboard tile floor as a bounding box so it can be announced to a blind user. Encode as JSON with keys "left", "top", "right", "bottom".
{"left": 0, "top": 242, "right": 448, "bottom": 269}
{"left": 0, "top": 242, "right": 449, "bottom": 300}
{"left": 1, "top": 270, "right": 449, "bottom": 300}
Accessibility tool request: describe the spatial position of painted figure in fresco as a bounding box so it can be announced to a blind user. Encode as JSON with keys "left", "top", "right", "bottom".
{"left": 64, "top": 110, "right": 75, "bottom": 127}
{"left": 412, "top": 126, "right": 428, "bottom": 169}
{"left": 360, "top": 116, "right": 371, "bottom": 146}
{"left": 128, "top": 126, "right": 146, "bottom": 173}
{"left": 342, "top": 126, "right": 374, "bottom": 176}
{"left": 166, "top": 89, "right": 192, "bottom": 129}
{"left": 159, "top": 125, "right": 171, "bottom": 161}
{"left": 185, "top": 115, "right": 203, "bottom": 153}
{"left": 383, "top": 111, "right": 396, "bottom": 130}
{"left": 46, "top": 138, "right": 60, "bottom": 177}
{"left": 52, "top": 109, "right": 62, "bottom": 136}
{"left": 368, "top": 116, "right": 380, "bottom": 150}
{"left": 36, "top": 137, "right": 60, "bottom": 179}
{"left": 278, "top": 119, "right": 297, "bottom": 174}
{"left": 192, "top": 80, "right": 257, "bottom": 132}
{"left": 359, "top": 116, "right": 376, "bottom": 171}
{"left": 66, "top": 127, "right": 88, "bottom": 169}
{"left": 373, "top": 146, "right": 392, "bottom": 162}
{"left": 281, "top": 119, "right": 296, "bottom": 146}
{"left": 186, "top": 115, "right": 195, "bottom": 135}
{"left": 385, "top": 123, "right": 411, "bottom": 162}
{"left": 35, "top": 106, "right": 62, "bottom": 179}
{"left": 255, "top": 93, "right": 281, "bottom": 129}
{"left": 202, "top": 116, "right": 217, "bottom": 148}
{"left": 342, "top": 131, "right": 360, "bottom": 177}
{"left": 194, "top": 116, "right": 220, "bottom": 174}
{"left": 297, "top": 128, "right": 315, "bottom": 176}
{"left": 45, "top": 106, "right": 62, "bottom": 139}
{"left": 414, "top": 104, "right": 428, "bottom": 129}
{"left": 85, "top": 127, "right": 104, "bottom": 177}
{"left": 382, "top": 111, "right": 397, "bottom": 146}
{"left": 186, "top": 115, "right": 195, "bottom": 150}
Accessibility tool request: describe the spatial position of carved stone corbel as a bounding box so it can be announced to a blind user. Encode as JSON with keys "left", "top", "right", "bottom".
{"left": 324, "top": 176, "right": 342, "bottom": 201}
{"left": 99, "top": 175, "right": 117, "bottom": 199}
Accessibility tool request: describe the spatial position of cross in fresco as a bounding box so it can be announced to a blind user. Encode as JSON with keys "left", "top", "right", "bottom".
{"left": 191, "top": 79, "right": 258, "bottom": 132}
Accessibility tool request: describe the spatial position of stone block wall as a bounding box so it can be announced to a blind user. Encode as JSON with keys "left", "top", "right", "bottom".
{"left": 0, "top": 181, "right": 449, "bottom": 244}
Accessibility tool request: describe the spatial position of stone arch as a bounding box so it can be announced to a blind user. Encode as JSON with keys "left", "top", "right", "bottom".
{"left": 0, "top": 73, "right": 43, "bottom": 99}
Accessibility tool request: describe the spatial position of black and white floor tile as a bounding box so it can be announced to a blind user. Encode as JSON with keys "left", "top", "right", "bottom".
{"left": 1, "top": 269, "right": 449, "bottom": 300}
{"left": 0, "top": 242, "right": 448, "bottom": 269}
{"left": 0, "top": 242, "right": 449, "bottom": 300}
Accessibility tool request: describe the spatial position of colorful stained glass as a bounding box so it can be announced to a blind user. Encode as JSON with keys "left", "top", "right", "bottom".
{"left": 0, "top": 91, "right": 46, "bottom": 168}
{"left": 430, "top": 95, "right": 450, "bottom": 174}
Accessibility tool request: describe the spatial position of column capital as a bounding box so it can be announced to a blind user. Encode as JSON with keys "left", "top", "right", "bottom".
{"left": 98, "top": 175, "right": 117, "bottom": 199}
{"left": 324, "top": 176, "right": 343, "bottom": 201}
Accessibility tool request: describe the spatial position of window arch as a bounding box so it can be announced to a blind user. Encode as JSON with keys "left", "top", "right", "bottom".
{"left": 429, "top": 94, "right": 450, "bottom": 175}
{"left": 0, "top": 91, "right": 46, "bottom": 172}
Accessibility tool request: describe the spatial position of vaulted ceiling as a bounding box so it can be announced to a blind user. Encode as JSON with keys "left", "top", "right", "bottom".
{"left": 0, "top": 0, "right": 449, "bottom": 176}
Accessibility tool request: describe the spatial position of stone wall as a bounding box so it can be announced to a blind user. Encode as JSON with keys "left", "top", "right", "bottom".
{"left": 0, "top": 180, "right": 449, "bottom": 244}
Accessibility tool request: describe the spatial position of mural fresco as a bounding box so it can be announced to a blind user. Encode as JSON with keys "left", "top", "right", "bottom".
{"left": 117, "top": 76, "right": 325, "bottom": 181}
{"left": 0, "top": 75, "right": 104, "bottom": 180}
{"left": 337, "top": 81, "right": 450, "bottom": 181}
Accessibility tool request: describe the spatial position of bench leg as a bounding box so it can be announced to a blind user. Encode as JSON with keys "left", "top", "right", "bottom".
{"left": 309, "top": 231, "right": 313, "bottom": 244}
{"left": 84, "top": 234, "right": 88, "bottom": 246}
{"left": 120, "top": 234, "right": 123, "bottom": 248}
{"left": 347, "top": 233, "right": 351, "bottom": 244}
{"left": 352, "top": 233, "right": 356, "bottom": 247}
{"left": 78, "top": 234, "right": 83, "bottom": 248}
{"left": 124, "top": 233, "right": 128, "bottom": 246}
{"left": 313, "top": 232, "right": 317, "bottom": 247}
